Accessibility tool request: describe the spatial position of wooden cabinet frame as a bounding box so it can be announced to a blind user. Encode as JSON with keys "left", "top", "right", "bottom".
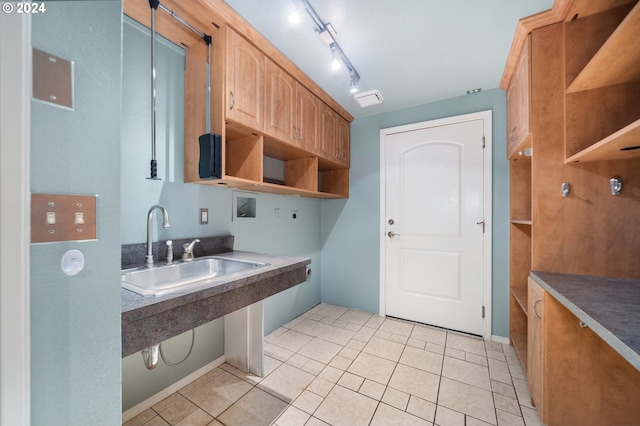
{"left": 123, "top": 0, "right": 352, "bottom": 199}
{"left": 505, "top": 0, "right": 640, "bottom": 424}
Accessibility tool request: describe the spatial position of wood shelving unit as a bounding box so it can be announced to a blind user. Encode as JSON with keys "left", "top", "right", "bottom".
{"left": 508, "top": 91, "right": 532, "bottom": 367}
{"left": 504, "top": 0, "right": 640, "bottom": 423}
{"left": 566, "top": 2, "right": 640, "bottom": 93}
{"left": 564, "top": 2, "right": 640, "bottom": 163}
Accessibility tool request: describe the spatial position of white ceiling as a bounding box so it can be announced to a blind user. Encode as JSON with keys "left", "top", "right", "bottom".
{"left": 224, "top": 0, "right": 554, "bottom": 119}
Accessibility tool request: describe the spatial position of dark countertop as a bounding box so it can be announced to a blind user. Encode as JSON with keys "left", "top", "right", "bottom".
{"left": 122, "top": 251, "right": 311, "bottom": 357}
{"left": 530, "top": 271, "right": 640, "bottom": 371}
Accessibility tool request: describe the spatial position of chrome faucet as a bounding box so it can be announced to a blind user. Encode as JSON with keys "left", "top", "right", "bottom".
{"left": 145, "top": 204, "right": 170, "bottom": 267}
{"left": 182, "top": 239, "right": 200, "bottom": 262}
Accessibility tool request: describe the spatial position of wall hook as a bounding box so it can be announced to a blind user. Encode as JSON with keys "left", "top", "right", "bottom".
{"left": 610, "top": 177, "right": 622, "bottom": 196}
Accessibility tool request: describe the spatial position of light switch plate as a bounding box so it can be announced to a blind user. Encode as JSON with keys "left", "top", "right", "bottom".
{"left": 31, "top": 193, "right": 97, "bottom": 243}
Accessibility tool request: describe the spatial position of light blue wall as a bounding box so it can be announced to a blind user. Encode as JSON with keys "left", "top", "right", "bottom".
{"left": 121, "top": 18, "right": 321, "bottom": 411}
{"left": 320, "top": 89, "right": 510, "bottom": 338}
{"left": 30, "top": 2, "right": 123, "bottom": 424}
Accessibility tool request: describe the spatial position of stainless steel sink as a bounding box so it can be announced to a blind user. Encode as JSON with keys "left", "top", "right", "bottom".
{"left": 122, "top": 256, "right": 267, "bottom": 297}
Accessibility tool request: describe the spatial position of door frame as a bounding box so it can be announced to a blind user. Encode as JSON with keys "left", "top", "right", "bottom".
{"left": 0, "top": 10, "right": 31, "bottom": 426}
{"left": 379, "top": 110, "right": 493, "bottom": 340}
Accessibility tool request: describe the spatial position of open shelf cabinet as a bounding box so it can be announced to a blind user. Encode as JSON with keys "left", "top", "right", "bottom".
{"left": 564, "top": 2, "right": 640, "bottom": 163}
{"left": 198, "top": 122, "right": 349, "bottom": 198}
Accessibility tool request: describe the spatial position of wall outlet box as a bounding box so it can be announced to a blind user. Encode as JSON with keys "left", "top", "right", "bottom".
{"left": 200, "top": 208, "right": 209, "bottom": 224}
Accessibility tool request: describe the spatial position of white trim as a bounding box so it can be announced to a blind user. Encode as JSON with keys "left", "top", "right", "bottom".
{"left": 491, "top": 335, "right": 510, "bottom": 345}
{"left": 0, "top": 11, "right": 31, "bottom": 426}
{"left": 379, "top": 110, "right": 493, "bottom": 340}
{"left": 122, "top": 356, "right": 225, "bottom": 422}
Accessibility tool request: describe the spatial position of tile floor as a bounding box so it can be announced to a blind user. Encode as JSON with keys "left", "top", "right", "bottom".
{"left": 124, "top": 304, "right": 544, "bottom": 426}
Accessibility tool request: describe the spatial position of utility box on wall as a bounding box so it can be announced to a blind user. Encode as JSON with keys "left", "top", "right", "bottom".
{"left": 233, "top": 191, "right": 257, "bottom": 222}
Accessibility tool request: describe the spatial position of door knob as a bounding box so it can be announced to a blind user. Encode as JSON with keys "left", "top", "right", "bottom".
{"left": 387, "top": 231, "right": 400, "bottom": 238}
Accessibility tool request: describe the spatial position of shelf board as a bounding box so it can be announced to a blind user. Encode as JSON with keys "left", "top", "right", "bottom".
{"left": 565, "top": 118, "right": 640, "bottom": 163}
{"left": 194, "top": 175, "right": 257, "bottom": 188}
{"left": 511, "top": 287, "right": 529, "bottom": 316}
{"left": 567, "top": 2, "right": 640, "bottom": 93}
{"left": 511, "top": 219, "right": 533, "bottom": 226}
{"left": 193, "top": 176, "right": 346, "bottom": 198}
{"left": 508, "top": 133, "right": 533, "bottom": 161}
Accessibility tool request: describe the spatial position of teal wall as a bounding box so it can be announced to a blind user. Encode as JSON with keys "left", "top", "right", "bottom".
{"left": 321, "top": 89, "right": 510, "bottom": 338}
{"left": 30, "top": 2, "right": 123, "bottom": 424}
{"left": 120, "top": 18, "right": 321, "bottom": 411}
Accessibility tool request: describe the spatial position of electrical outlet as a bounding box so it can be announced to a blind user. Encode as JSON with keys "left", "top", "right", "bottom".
{"left": 200, "top": 208, "right": 209, "bottom": 225}
{"left": 275, "top": 208, "right": 281, "bottom": 221}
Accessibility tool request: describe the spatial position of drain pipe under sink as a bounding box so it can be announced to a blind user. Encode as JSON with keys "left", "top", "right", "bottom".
{"left": 141, "top": 328, "right": 196, "bottom": 370}
{"left": 142, "top": 344, "right": 160, "bottom": 370}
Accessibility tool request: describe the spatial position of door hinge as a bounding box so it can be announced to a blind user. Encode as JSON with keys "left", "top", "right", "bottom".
{"left": 482, "top": 306, "right": 485, "bottom": 318}
{"left": 482, "top": 136, "right": 486, "bottom": 148}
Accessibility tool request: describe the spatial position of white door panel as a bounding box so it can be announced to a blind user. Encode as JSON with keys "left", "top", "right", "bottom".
{"left": 383, "top": 116, "right": 488, "bottom": 336}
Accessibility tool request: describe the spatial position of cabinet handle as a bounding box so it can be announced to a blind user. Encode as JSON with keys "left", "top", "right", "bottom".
{"left": 533, "top": 298, "right": 542, "bottom": 320}
{"left": 509, "top": 127, "right": 517, "bottom": 143}
{"left": 229, "top": 91, "right": 235, "bottom": 110}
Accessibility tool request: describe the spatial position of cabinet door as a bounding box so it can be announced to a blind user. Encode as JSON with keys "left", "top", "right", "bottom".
{"left": 527, "top": 277, "right": 544, "bottom": 413}
{"left": 226, "top": 27, "right": 264, "bottom": 131}
{"left": 319, "top": 102, "right": 337, "bottom": 161}
{"left": 264, "top": 59, "right": 295, "bottom": 144}
{"left": 507, "top": 36, "right": 531, "bottom": 158}
{"left": 295, "top": 82, "right": 320, "bottom": 152}
{"left": 336, "top": 116, "right": 350, "bottom": 167}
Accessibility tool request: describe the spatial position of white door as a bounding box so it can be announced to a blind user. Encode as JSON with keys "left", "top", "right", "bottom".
{"left": 381, "top": 113, "right": 490, "bottom": 336}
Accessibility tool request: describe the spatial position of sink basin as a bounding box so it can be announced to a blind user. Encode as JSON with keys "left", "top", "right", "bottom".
{"left": 122, "top": 256, "right": 267, "bottom": 297}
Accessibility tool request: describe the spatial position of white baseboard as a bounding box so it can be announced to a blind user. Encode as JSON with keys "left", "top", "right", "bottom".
{"left": 491, "top": 335, "right": 510, "bottom": 345}
{"left": 122, "top": 356, "right": 225, "bottom": 423}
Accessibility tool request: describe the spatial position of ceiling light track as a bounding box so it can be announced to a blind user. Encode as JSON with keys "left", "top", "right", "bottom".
{"left": 291, "top": 0, "right": 361, "bottom": 93}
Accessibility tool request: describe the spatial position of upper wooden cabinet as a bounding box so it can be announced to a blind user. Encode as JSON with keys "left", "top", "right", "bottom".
{"left": 319, "top": 103, "right": 350, "bottom": 168}
{"left": 506, "top": 36, "right": 531, "bottom": 159}
{"left": 262, "top": 59, "right": 326, "bottom": 155}
{"left": 264, "top": 61, "right": 321, "bottom": 154}
{"left": 295, "top": 82, "right": 320, "bottom": 153}
{"left": 123, "top": 0, "right": 354, "bottom": 198}
{"left": 319, "top": 103, "right": 337, "bottom": 161}
{"left": 226, "top": 27, "right": 264, "bottom": 132}
{"left": 264, "top": 58, "right": 296, "bottom": 145}
{"left": 336, "top": 115, "right": 350, "bottom": 167}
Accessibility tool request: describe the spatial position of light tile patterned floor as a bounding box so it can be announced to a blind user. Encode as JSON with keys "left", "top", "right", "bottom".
{"left": 124, "top": 304, "right": 544, "bottom": 426}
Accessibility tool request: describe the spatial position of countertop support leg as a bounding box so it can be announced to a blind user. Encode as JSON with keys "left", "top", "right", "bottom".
{"left": 224, "top": 300, "right": 264, "bottom": 376}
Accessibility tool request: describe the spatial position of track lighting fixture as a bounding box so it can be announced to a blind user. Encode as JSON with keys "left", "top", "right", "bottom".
{"left": 289, "top": 0, "right": 361, "bottom": 94}
{"left": 330, "top": 45, "right": 341, "bottom": 70}
{"left": 350, "top": 76, "right": 358, "bottom": 94}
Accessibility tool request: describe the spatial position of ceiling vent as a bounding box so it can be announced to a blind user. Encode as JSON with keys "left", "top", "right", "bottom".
{"left": 353, "top": 90, "right": 383, "bottom": 108}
